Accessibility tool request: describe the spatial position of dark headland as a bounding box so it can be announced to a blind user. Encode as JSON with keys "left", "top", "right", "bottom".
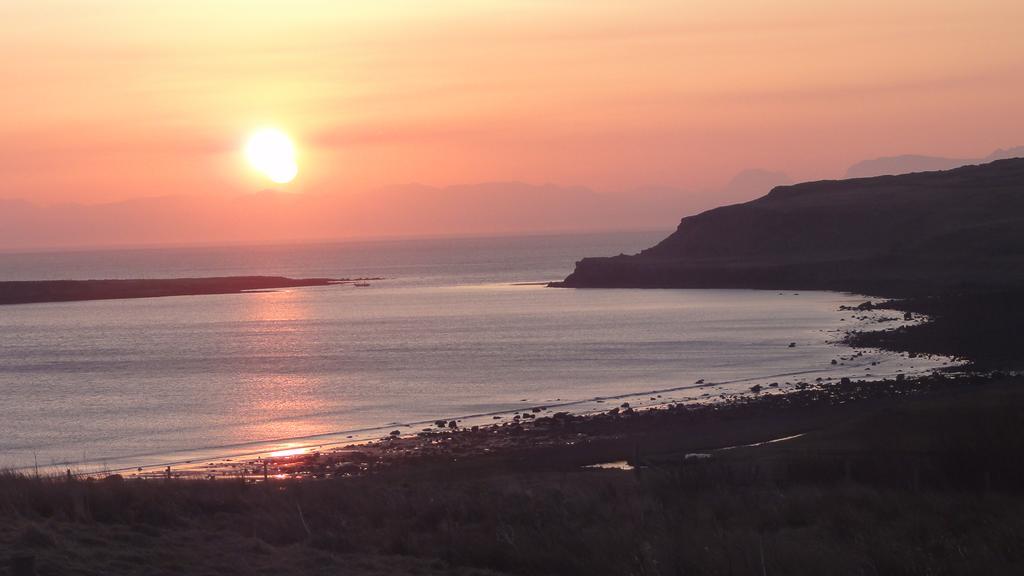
{"left": 0, "top": 276, "right": 351, "bottom": 305}
{"left": 555, "top": 157, "right": 1024, "bottom": 296}
{"left": 555, "top": 157, "right": 1024, "bottom": 370}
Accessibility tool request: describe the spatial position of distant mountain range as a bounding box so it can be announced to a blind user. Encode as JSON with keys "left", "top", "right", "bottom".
{"left": 557, "top": 158, "right": 1024, "bottom": 296}
{"left": 0, "top": 183, "right": 683, "bottom": 251}
{"left": 717, "top": 169, "right": 792, "bottom": 205}
{"left": 0, "top": 174, "right": 794, "bottom": 251}
{"left": 845, "top": 146, "right": 1024, "bottom": 178}
{"left": 5, "top": 145, "right": 1021, "bottom": 252}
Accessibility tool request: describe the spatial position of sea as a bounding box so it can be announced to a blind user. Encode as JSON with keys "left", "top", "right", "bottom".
{"left": 0, "top": 231, "right": 951, "bottom": 473}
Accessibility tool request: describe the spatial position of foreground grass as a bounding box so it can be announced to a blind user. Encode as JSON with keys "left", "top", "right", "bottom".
{"left": 4, "top": 380, "right": 1024, "bottom": 575}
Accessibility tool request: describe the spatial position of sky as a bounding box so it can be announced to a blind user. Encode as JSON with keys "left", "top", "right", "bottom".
{"left": 1, "top": 0, "right": 1023, "bottom": 246}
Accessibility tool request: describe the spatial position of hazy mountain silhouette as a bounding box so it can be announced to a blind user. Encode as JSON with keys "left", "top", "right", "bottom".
{"left": 0, "top": 183, "right": 677, "bottom": 250}
{"left": 716, "top": 169, "right": 792, "bottom": 205}
{"left": 0, "top": 174, "right": 786, "bottom": 251}
{"left": 845, "top": 146, "right": 1024, "bottom": 178}
{"left": 558, "top": 158, "right": 1024, "bottom": 295}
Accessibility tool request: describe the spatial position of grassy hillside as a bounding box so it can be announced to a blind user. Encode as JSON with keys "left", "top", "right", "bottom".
{"left": 4, "top": 376, "right": 1024, "bottom": 575}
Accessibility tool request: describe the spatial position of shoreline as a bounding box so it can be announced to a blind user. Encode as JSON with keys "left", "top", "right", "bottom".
{"left": 25, "top": 359, "right": 959, "bottom": 479}
{"left": 7, "top": 289, "right": 958, "bottom": 478}
{"left": 8, "top": 371, "right": 1023, "bottom": 575}
{"left": 0, "top": 276, "right": 385, "bottom": 305}
{"left": 5, "top": 285, "right": 1023, "bottom": 575}
{"left": 70, "top": 364, "right": 981, "bottom": 482}
{"left": 844, "top": 291, "right": 1024, "bottom": 370}
{"left": 120, "top": 289, "right": 996, "bottom": 481}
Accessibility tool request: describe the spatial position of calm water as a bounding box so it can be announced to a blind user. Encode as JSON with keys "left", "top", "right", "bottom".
{"left": 0, "top": 232, "right": 948, "bottom": 472}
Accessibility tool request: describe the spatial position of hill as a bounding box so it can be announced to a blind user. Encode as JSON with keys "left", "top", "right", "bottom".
{"left": 557, "top": 158, "right": 1024, "bottom": 296}
{"left": 845, "top": 146, "right": 1024, "bottom": 178}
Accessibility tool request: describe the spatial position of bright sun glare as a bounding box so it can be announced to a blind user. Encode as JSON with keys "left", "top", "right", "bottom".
{"left": 246, "top": 128, "right": 298, "bottom": 184}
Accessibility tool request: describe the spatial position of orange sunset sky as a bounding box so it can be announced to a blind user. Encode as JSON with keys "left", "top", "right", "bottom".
{"left": 1, "top": 0, "right": 1023, "bottom": 248}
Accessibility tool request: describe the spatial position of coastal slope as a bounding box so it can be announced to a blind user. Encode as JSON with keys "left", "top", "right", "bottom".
{"left": 557, "top": 158, "right": 1024, "bottom": 296}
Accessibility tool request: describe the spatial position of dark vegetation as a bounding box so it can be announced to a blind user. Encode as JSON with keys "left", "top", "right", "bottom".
{"left": 4, "top": 376, "right": 1024, "bottom": 575}
{"left": 0, "top": 277, "right": 369, "bottom": 305}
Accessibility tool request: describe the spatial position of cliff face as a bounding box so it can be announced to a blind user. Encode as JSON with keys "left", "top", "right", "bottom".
{"left": 557, "top": 158, "right": 1024, "bottom": 296}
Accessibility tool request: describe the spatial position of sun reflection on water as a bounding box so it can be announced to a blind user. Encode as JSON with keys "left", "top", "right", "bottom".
{"left": 233, "top": 289, "right": 338, "bottom": 448}
{"left": 268, "top": 446, "right": 309, "bottom": 458}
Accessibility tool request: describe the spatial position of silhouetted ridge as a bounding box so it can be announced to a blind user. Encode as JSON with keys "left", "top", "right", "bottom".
{"left": 557, "top": 158, "right": 1024, "bottom": 296}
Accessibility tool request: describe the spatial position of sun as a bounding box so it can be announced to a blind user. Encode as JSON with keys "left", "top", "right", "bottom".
{"left": 245, "top": 128, "right": 298, "bottom": 184}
